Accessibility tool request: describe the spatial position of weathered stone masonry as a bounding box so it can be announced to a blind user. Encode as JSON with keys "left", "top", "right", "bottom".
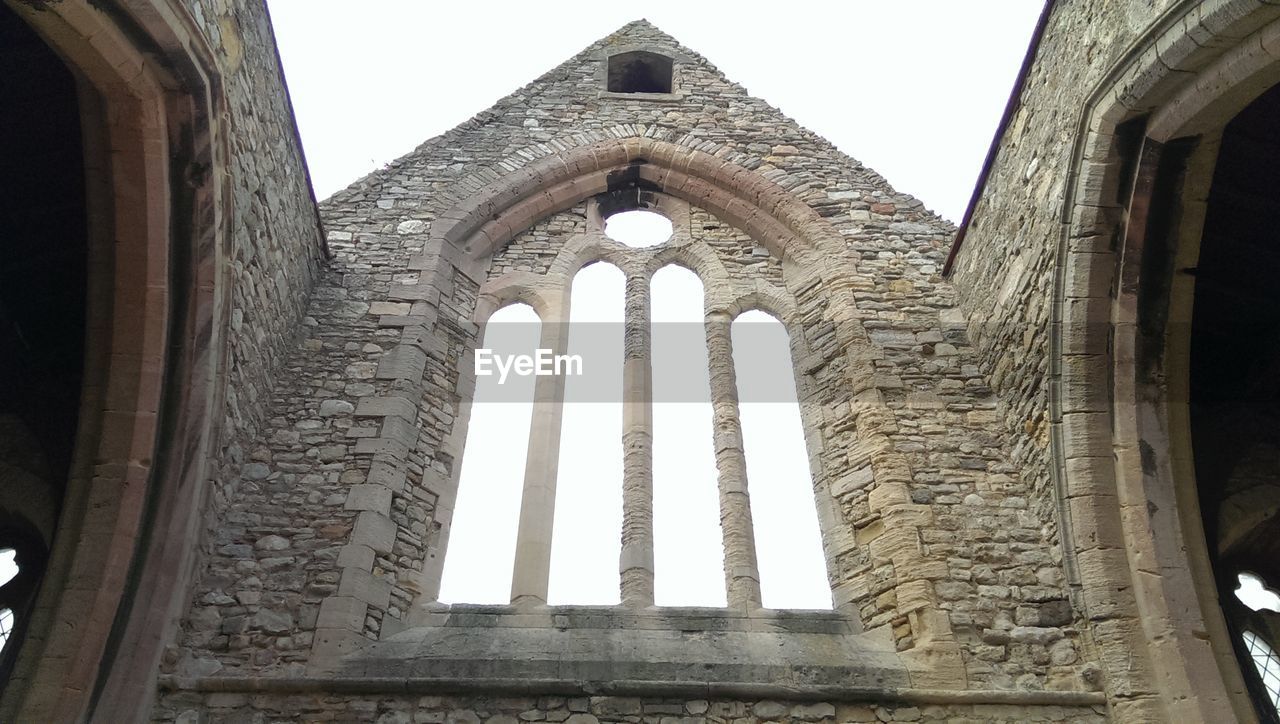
{"left": 14, "top": 0, "right": 1280, "bottom": 720}
{"left": 159, "top": 19, "right": 1101, "bottom": 722}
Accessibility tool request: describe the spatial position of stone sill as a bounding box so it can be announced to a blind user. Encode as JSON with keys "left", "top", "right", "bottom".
{"left": 598, "top": 90, "right": 687, "bottom": 103}
{"left": 157, "top": 674, "right": 1108, "bottom": 708}
{"left": 333, "top": 603, "right": 908, "bottom": 691}
{"left": 412, "top": 602, "right": 857, "bottom": 634}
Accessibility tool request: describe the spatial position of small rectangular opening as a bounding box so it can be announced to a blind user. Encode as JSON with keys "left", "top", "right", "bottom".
{"left": 607, "top": 51, "right": 673, "bottom": 94}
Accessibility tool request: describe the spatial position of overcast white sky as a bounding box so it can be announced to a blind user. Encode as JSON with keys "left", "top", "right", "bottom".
{"left": 267, "top": 0, "right": 1044, "bottom": 222}
{"left": 262, "top": 1, "right": 1045, "bottom": 609}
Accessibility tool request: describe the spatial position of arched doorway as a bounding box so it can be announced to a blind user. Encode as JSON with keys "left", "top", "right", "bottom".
{"left": 1189, "top": 81, "right": 1280, "bottom": 723}
{"left": 0, "top": 0, "right": 232, "bottom": 720}
{"left": 0, "top": 0, "right": 88, "bottom": 681}
{"left": 1050, "top": 8, "right": 1280, "bottom": 720}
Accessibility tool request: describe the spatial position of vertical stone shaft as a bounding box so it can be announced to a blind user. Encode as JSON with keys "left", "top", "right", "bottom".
{"left": 705, "top": 312, "right": 763, "bottom": 609}
{"left": 620, "top": 270, "right": 655, "bottom": 607}
{"left": 509, "top": 297, "right": 570, "bottom": 605}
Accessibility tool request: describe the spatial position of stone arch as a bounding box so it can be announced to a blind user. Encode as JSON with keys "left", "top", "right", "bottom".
{"left": 1052, "top": 2, "right": 1280, "bottom": 721}
{"left": 325, "top": 128, "right": 967, "bottom": 690}
{"left": 476, "top": 272, "right": 559, "bottom": 324}
{"left": 724, "top": 283, "right": 801, "bottom": 328}
{"left": 544, "top": 234, "right": 636, "bottom": 280}
{"left": 417, "top": 134, "right": 847, "bottom": 269}
{"left": 649, "top": 242, "right": 731, "bottom": 297}
{"left": 0, "top": 1, "right": 241, "bottom": 721}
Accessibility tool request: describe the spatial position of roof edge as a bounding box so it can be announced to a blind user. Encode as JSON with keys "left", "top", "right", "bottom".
{"left": 262, "top": 0, "right": 331, "bottom": 259}
{"left": 943, "top": 0, "right": 1055, "bottom": 277}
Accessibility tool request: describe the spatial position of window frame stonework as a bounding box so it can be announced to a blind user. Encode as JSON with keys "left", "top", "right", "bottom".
{"left": 437, "top": 194, "right": 835, "bottom": 610}
{"left": 305, "top": 134, "right": 961, "bottom": 691}
{"left": 1023, "top": 2, "right": 1280, "bottom": 720}
{"left": 598, "top": 45, "right": 687, "bottom": 102}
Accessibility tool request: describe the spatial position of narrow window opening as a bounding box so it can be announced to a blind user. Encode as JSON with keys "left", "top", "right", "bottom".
{"left": 651, "top": 266, "right": 724, "bottom": 607}
{"left": 0, "top": 547, "right": 16, "bottom": 653}
{"left": 732, "top": 310, "right": 831, "bottom": 609}
{"left": 1244, "top": 630, "right": 1280, "bottom": 712}
{"left": 0, "top": 609, "right": 11, "bottom": 652}
{"left": 604, "top": 209, "right": 672, "bottom": 248}
{"left": 607, "top": 51, "right": 673, "bottom": 94}
{"left": 439, "top": 303, "right": 541, "bottom": 604}
{"left": 548, "top": 263, "right": 624, "bottom": 604}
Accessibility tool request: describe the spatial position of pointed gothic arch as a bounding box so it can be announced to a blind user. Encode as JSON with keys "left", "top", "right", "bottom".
{"left": 0, "top": 1, "right": 238, "bottom": 720}
{"left": 1049, "top": 3, "right": 1280, "bottom": 721}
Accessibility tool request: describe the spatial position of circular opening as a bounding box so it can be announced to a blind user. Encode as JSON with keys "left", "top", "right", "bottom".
{"left": 604, "top": 209, "right": 672, "bottom": 248}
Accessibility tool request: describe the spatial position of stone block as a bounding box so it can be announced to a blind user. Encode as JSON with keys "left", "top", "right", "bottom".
{"left": 895, "top": 579, "right": 933, "bottom": 614}
{"left": 382, "top": 314, "right": 437, "bottom": 329}
{"left": 376, "top": 345, "right": 427, "bottom": 381}
{"left": 354, "top": 396, "right": 417, "bottom": 421}
{"left": 830, "top": 466, "right": 874, "bottom": 497}
{"left": 370, "top": 301, "right": 412, "bottom": 316}
{"left": 316, "top": 596, "right": 368, "bottom": 631}
{"left": 352, "top": 511, "right": 396, "bottom": 554}
{"left": 345, "top": 485, "right": 393, "bottom": 515}
{"left": 380, "top": 415, "right": 419, "bottom": 450}
{"left": 308, "top": 628, "right": 371, "bottom": 675}
{"left": 338, "top": 567, "right": 393, "bottom": 609}
{"left": 335, "top": 545, "right": 375, "bottom": 573}
{"left": 1060, "top": 355, "right": 1110, "bottom": 413}
{"left": 367, "top": 461, "right": 407, "bottom": 493}
{"left": 1062, "top": 411, "right": 1112, "bottom": 458}
{"left": 354, "top": 437, "right": 410, "bottom": 459}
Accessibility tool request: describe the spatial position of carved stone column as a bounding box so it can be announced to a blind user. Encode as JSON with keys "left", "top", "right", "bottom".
{"left": 620, "top": 270, "right": 655, "bottom": 607}
{"left": 510, "top": 293, "right": 571, "bottom": 605}
{"left": 705, "top": 311, "right": 763, "bottom": 609}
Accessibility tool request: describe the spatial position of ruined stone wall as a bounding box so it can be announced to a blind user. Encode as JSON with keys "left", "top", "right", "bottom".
{"left": 181, "top": 0, "right": 326, "bottom": 594}
{"left": 183, "top": 0, "right": 325, "bottom": 436}
{"left": 948, "top": 0, "right": 1178, "bottom": 573}
{"left": 950, "top": 2, "right": 1280, "bottom": 718}
{"left": 158, "top": 0, "right": 325, "bottom": 675}
{"left": 153, "top": 692, "right": 1106, "bottom": 724}
{"left": 163, "top": 17, "right": 1094, "bottom": 719}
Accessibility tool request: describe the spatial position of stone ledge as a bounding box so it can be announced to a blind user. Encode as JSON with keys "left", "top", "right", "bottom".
{"left": 410, "top": 603, "right": 858, "bottom": 634}
{"left": 317, "top": 604, "right": 906, "bottom": 691}
{"left": 156, "top": 674, "right": 1107, "bottom": 708}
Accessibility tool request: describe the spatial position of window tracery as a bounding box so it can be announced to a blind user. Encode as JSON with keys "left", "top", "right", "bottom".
{"left": 439, "top": 197, "right": 832, "bottom": 611}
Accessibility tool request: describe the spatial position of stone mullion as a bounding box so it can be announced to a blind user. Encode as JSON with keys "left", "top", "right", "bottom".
{"left": 704, "top": 311, "right": 763, "bottom": 610}
{"left": 509, "top": 292, "right": 571, "bottom": 605}
{"left": 620, "top": 270, "right": 655, "bottom": 607}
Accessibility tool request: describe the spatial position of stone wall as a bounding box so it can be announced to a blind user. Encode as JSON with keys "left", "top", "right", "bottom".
{"left": 181, "top": 0, "right": 326, "bottom": 499}
{"left": 154, "top": 692, "right": 1107, "bottom": 724}
{"left": 945, "top": 0, "right": 1279, "bottom": 717}
{"left": 160, "top": 0, "right": 325, "bottom": 676}
{"left": 182, "top": 0, "right": 327, "bottom": 610}
{"left": 948, "top": 0, "right": 1173, "bottom": 571}
{"left": 164, "top": 19, "right": 1093, "bottom": 712}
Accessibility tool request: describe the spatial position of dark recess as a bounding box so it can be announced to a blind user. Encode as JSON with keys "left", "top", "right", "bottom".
{"left": 607, "top": 51, "right": 673, "bottom": 94}
{"left": 1190, "top": 81, "right": 1280, "bottom": 724}
{"left": 0, "top": 0, "right": 87, "bottom": 680}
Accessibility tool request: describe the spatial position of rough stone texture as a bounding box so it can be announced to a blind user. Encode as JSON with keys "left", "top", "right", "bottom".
{"left": 163, "top": 0, "right": 327, "bottom": 677}
{"left": 948, "top": 0, "right": 1280, "bottom": 720}
{"left": 949, "top": 0, "right": 1169, "bottom": 590}
{"left": 152, "top": 693, "right": 1107, "bottom": 724}
{"left": 165, "top": 19, "right": 1087, "bottom": 709}
{"left": 27, "top": 0, "right": 1280, "bottom": 719}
